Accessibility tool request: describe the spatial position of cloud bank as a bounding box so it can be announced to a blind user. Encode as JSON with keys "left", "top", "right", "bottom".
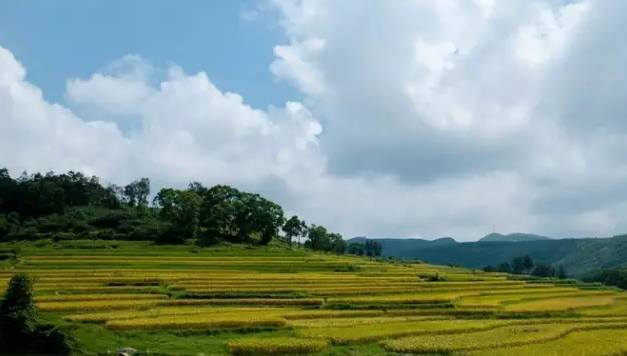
{"left": 2, "top": 0, "right": 627, "bottom": 240}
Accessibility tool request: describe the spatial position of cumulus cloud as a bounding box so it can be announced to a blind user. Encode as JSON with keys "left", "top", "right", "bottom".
{"left": 66, "top": 55, "right": 155, "bottom": 119}
{"left": 0, "top": 46, "right": 323, "bottom": 201}
{"left": 268, "top": 0, "right": 627, "bottom": 238}
{"left": 0, "top": 47, "right": 131, "bottom": 179}
{"left": 2, "top": 0, "right": 627, "bottom": 240}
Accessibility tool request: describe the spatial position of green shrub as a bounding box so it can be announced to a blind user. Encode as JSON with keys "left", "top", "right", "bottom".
{"left": 0, "top": 274, "right": 73, "bottom": 354}
{"left": 0, "top": 273, "right": 37, "bottom": 336}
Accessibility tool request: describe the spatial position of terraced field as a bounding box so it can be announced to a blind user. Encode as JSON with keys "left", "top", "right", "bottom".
{"left": 1, "top": 240, "right": 626, "bottom": 355}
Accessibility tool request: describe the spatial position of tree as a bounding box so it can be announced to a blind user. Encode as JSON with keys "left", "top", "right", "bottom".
{"left": 347, "top": 243, "right": 365, "bottom": 256}
{"left": 187, "top": 181, "right": 207, "bottom": 195}
{"left": 123, "top": 178, "right": 150, "bottom": 207}
{"left": 199, "top": 185, "right": 285, "bottom": 245}
{"left": 0, "top": 274, "right": 36, "bottom": 339}
{"left": 522, "top": 255, "right": 534, "bottom": 272}
{"left": 154, "top": 188, "right": 202, "bottom": 241}
{"left": 511, "top": 256, "right": 525, "bottom": 274}
{"left": 305, "top": 225, "right": 332, "bottom": 252}
{"left": 483, "top": 265, "right": 497, "bottom": 272}
{"left": 282, "top": 215, "right": 307, "bottom": 246}
{"left": 329, "top": 232, "right": 346, "bottom": 255}
{"left": 498, "top": 262, "right": 512, "bottom": 273}
{"left": 557, "top": 265, "right": 567, "bottom": 279}
{"left": 531, "top": 263, "right": 555, "bottom": 278}
{"left": 0, "top": 274, "right": 73, "bottom": 354}
{"left": 365, "top": 240, "right": 382, "bottom": 257}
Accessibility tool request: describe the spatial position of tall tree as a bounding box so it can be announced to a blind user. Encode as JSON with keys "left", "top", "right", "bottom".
{"left": 498, "top": 262, "right": 512, "bottom": 273}
{"left": 329, "top": 232, "right": 346, "bottom": 255}
{"left": 154, "top": 188, "right": 202, "bottom": 240}
{"left": 282, "top": 215, "right": 307, "bottom": 246}
{"left": 305, "top": 225, "right": 331, "bottom": 252}
{"left": 522, "top": 255, "right": 534, "bottom": 272}
{"left": 365, "top": 240, "right": 382, "bottom": 257}
{"left": 511, "top": 256, "right": 525, "bottom": 274}
{"left": 199, "top": 185, "right": 284, "bottom": 245}
{"left": 123, "top": 178, "right": 150, "bottom": 207}
{"left": 0, "top": 274, "right": 36, "bottom": 336}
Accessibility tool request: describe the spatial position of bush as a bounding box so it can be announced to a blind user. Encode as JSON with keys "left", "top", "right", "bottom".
{"left": 89, "top": 211, "right": 133, "bottom": 229}
{"left": 51, "top": 231, "right": 78, "bottom": 242}
{"left": 6, "top": 227, "right": 39, "bottom": 241}
{"left": 128, "top": 224, "right": 162, "bottom": 241}
{"left": 154, "top": 224, "right": 186, "bottom": 244}
{"left": 0, "top": 274, "right": 73, "bottom": 354}
{"left": 0, "top": 274, "right": 37, "bottom": 348}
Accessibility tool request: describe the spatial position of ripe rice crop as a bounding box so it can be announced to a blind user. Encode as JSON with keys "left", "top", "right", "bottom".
{"left": 225, "top": 337, "right": 328, "bottom": 355}
{"left": 288, "top": 315, "right": 447, "bottom": 327}
{"left": 297, "top": 319, "right": 508, "bottom": 344}
{"left": 37, "top": 299, "right": 164, "bottom": 312}
{"left": 455, "top": 290, "right": 601, "bottom": 308}
{"left": 105, "top": 314, "right": 287, "bottom": 330}
{"left": 327, "top": 291, "right": 476, "bottom": 305}
{"left": 504, "top": 295, "right": 619, "bottom": 312}
{"left": 469, "top": 326, "right": 627, "bottom": 355}
{"left": 4, "top": 241, "right": 626, "bottom": 355}
{"left": 380, "top": 322, "right": 627, "bottom": 353}
{"left": 35, "top": 293, "right": 167, "bottom": 302}
{"left": 578, "top": 298, "right": 627, "bottom": 316}
{"left": 66, "top": 307, "right": 293, "bottom": 323}
{"left": 280, "top": 309, "right": 386, "bottom": 320}
{"left": 164, "top": 298, "right": 323, "bottom": 306}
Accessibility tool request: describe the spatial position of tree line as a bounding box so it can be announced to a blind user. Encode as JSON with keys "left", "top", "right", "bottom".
{"left": 483, "top": 255, "right": 567, "bottom": 279}
{"left": 0, "top": 168, "right": 384, "bottom": 256}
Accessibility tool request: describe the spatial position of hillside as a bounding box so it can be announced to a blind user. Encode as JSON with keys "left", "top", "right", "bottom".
{"left": 1, "top": 239, "right": 626, "bottom": 355}
{"left": 367, "top": 235, "right": 627, "bottom": 277}
{"left": 348, "top": 236, "right": 457, "bottom": 257}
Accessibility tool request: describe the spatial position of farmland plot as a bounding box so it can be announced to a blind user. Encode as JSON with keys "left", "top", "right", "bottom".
{"left": 0, "top": 239, "right": 625, "bottom": 355}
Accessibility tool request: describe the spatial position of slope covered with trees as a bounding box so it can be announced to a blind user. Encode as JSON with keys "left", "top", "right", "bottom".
{"left": 364, "top": 235, "right": 627, "bottom": 279}
{"left": 0, "top": 168, "right": 356, "bottom": 255}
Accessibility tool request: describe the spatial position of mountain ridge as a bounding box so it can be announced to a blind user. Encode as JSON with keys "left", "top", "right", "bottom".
{"left": 479, "top": 232, "right": 552, "bottom": 242}
{"left": 350, "top": 233, "right": 627, "bottom": 277}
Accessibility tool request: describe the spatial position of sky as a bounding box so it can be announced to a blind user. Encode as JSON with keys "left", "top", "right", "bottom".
{"left": 1, "top": 0, "right": 626, "bottom": 241}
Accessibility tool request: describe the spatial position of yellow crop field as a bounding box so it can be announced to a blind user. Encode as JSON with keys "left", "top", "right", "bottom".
{"left": 105, "top": 314, "right": 287, "bottom": 330}
{"left": 297, "top": 319, "right": 509, "bottom": 344}
{"left": 504, "top": 295, "right": 618, "bottom": 312}
{"left": 1, "top": 240, "right": 625, "bottom": 355}
{"left": 381, "top": 322, "right": 627, "bottom": 353}
{"left": 226, "top": 337, "right": 328, "bottom": 355}
{"left": 470, "top": 327, "right": 627, "bottom": 356}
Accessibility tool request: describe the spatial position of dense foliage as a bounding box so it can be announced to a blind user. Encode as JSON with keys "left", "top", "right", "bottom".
{"left": 347, "top": 240, "right": 383, "bottom": 257}
{"left": 585, "top": 269, "right": 627, "bottom": 290}
{"left": 483, "top": 255, "right": 567, "bottom": 279}
{"left": 370, "top": 234, "right": 627, "bottom": 278}
{"left": 0, "top": 169, "right": 351, "bottom": 253}
{"left": 0, "top": 274, "right": 73, "bottom": 354}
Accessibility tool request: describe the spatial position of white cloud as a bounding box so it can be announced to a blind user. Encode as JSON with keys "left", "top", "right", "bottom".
{"left": 2, "top": 0, "right": 627, "bottom": 240}
{"left": 66, "top": 55, "right": 154, "bottom": 116}
{"left": 0, "top": 45, "right": 324, "bottom": 202}
{"left": 267, "top": 0, "right": 627, "bottom": 238}
{"left": 0, "top": 46, "right": 131, "bottom": 180}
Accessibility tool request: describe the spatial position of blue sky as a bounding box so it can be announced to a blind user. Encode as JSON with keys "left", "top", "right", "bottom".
{"left": 0, "top": 0, "right": 297, "bottom": 108}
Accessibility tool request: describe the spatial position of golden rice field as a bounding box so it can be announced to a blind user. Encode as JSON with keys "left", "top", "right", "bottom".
{"left": 0, "top": 239, "right": 626, "bottom": 355}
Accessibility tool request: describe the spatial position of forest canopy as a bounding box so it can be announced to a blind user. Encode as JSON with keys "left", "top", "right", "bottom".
{"left": 0, "top": 168, "right": 381, "bottom": 255}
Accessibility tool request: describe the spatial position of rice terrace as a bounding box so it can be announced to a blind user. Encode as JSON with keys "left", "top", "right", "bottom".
{"left": 1, "top": 239, "right": 626, "bottom": 355}
{"left": 3, "top": 0, "right": 627, "bottom": 355}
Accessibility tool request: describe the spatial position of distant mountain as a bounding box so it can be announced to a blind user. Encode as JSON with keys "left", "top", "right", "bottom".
{"left": 353, "top": 234, "right": 627, "bottom": 278}
{"left": 347, "top": 236, "right": 457, "bottom": 258}
{"left": 479, "top": 232, "right": 552, "bottom": 242}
